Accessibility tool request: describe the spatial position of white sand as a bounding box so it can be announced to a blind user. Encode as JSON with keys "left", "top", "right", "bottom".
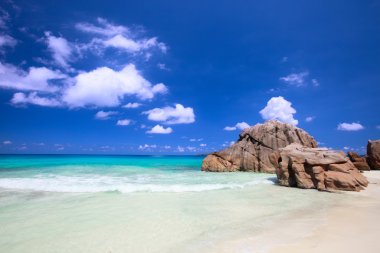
{"left": 269, "top": 171, "right": 380, "bottom": 253}
{"left": 210, "top": 171, "right": 380, "bottom": 253}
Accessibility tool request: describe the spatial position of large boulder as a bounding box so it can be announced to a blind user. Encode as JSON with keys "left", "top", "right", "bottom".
{"left": 347, "top": 151, "right": 370, "bottom": 171}
{"left": 367, "top": 140, "right": 380, "bottom": 170}
{"left": 273, "top": 144, "right": 368, "bottom": 192}
{"left": 202, "top": 120, "right": 318, "bottom": 173}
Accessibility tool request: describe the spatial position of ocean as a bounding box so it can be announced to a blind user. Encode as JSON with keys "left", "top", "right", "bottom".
{"left": 0, "top": 155, "right": 349, "bottom": 252}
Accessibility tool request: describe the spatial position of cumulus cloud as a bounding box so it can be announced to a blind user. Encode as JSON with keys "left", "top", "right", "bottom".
{"left": 200, "top": 143, "right": 207, "bottom": 147}
{"left": 62, "top": 64, "right": 167, "bottom": 107}
{"left": 11, "top": 92, "right": 62, "bottom": 107}
{"left": 280, "top": 72, "right": 309, "bottom": 87}
{"left": 146, "top": 124, "right": 173, "bottom": 134}
{"left": 305, "top": 116, "right": 315, "bottom": 122}
{"left": 116, "top": 119, "right": 132, "bottom": 126}
{"left": 94, "top": 110, "right": 118, "bottom": 120}
{"left": 224, "top": 122, "right": 250, "bottom": 131}
{"left": 123, "top": 102, "right": 142, "bottom": 108}
{"left": 2, "top": 140, "right": 12, "bottom": 145}
{"left": 143, "top": 104, "right": 195, "bottom": 124}
{"left": 0, "top": 62, "right": 65, "bottom": 92}
{"left": 44, "top": 32, "right": 73, "bottom": 68}
{"left": 337, "top": 122, "right": 364, "bottom": 131}
{"left": 259, "top": 96, "right": 298, "bottom": 125}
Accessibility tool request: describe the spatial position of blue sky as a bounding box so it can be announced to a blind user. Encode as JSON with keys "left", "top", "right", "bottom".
{"left": 0, "top": 0, "right": 379, "bottom": 154}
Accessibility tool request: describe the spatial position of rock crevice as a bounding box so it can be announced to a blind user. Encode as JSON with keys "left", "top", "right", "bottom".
{"left": 202, "top": 120, "right": 318, "bottom": 173}
{"left": 273, "top": 143, "right": 368, "bottom": 192}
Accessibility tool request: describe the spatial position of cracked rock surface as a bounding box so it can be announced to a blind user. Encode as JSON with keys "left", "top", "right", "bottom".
{"left": 273, "top": 143, "right": 368, "bottom": 191}
{"left": 201, "top": 120, "right": 318, "bottom": 173}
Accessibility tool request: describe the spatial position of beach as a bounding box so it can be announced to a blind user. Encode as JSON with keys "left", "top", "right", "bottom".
{"left": 211, "top": 171, "right": 380, "bottom": 253}
{"left": 0, "top": 155, "right": 379, "bottom": 253}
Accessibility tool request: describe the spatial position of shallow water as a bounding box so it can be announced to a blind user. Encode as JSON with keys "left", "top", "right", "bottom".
{"left": 0, "top": 155, "right": 347, "bottom": 252}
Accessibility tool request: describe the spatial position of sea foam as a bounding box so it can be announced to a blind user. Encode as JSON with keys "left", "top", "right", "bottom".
{"left": 0, "top": 174, "right": 274, "bottom": 193}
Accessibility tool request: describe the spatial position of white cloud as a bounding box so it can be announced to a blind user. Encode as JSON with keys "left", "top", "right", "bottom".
{"left": 177, "top": 146, "right": 185, "bottom": 152}
{"left": 236, "top": 122, "right": 250, "bottom": 130}
{"left": 337, "top": 122, "right": 364, "bottom": 131}
{"left": 44, "top": 32, "right": 72, "bottom": 68}
{"left": 157, "top": 63, "right": 169, "bottom": 70}
{"left": 190, "top": 138, "right": 203, "bottom": 142}
{"left": 151, "top": 83, "right": 168, "bottom": 94}
{"left": 123, "top": 102, "right": 142, "bottom": 108}
{"left": 187, "top": 146, "right": 196, "bottom": 151}
{"left": 280, "top": 72, "right": 309, "bottom": 87}
{"left": 222, "top": 141, "right": 235, "bottom": 147}
{"left": 259, "top": 96, "right": 298, "bottom": 125}
{"left": 75, "top": 18, "right": 167, "bottom": 55}
{"left": 103, "top": 35, "right": 165, "bottom": 53}
{"left": 305, "top": 116, "right": 315, "bottom": 122}
{"left": 224, "top": 121, "right": 250, "bottom": 131}
{"left": 2, "top": 140, "right": 11, "bottom": 145}
{"left": 143, "top": 104, "right": 195, "bottom": 124}
{"left": 146, "top": 124, "right": 173, "bottom": 134}
{"left": 62, "top": 64, "right": 167, "bottom": 107}
{"left": 164, "top": 145, "right": 171, "bottom": 149}
{"left": 281, "top": 56, "right": 288, "bottom": 62}
{"left": 94, "top": 110, "right": 118, "bottom": 120}
{"left": 138, "top": 144, "right": 157, "bottom": 150}
{"left": 75, "top": 17, "right": 128, "bottom": 37}
{"left": 0, "top": 62, "right": 65, "bottom": 92}
{"left": 11, "top": 92, "right": 62, "bottom": 107}
{"left": 116, "top": 119, "right": 132, "bottom": 126}
{"left": 0, "top": 10, "right": 10, "bottom": 29}
{"left": 377, "top": 125, "right": 380, "bottom": 130}
{"left": 200, "top": 143, "right": 207, "bottom": 147}
{"left": 311, "top": 79, "right": 320, "bottom": 87}
{"left": 0, "top": 11, "right": 17, "bottom": 50}
{"left": 0, "top": 34, "right": 16, "bottom": 49}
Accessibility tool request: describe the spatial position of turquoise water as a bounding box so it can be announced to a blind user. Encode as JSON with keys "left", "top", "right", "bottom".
{"left": 0, "top": 155, "right": 345, "bottom": 253}
{"left": 0, "top": 155, "right": 273, "bottom": 192}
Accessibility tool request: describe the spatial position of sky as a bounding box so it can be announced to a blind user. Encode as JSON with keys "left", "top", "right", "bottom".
{"left": 0, "top": 0, "right": 379, "bottom": 154}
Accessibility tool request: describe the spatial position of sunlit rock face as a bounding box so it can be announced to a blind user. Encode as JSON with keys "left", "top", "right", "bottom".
{"left": 273, "top": 143, "right": 368, "bottom": 192}
{"left": 202, "top": 120, "right": 318, "bottom": 173}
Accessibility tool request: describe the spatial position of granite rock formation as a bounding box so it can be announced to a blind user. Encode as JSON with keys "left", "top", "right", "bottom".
{"left": 367, "top": 140, "right": 380, "bottom": 170}
{"left": 202, "top": 120, "right": 318, "bottom": 173}
{"left": 347, "top": 151, "right": 370, "bottom": 171}
{"left": 273, "top": 144, "right": 368, "bottom": 192}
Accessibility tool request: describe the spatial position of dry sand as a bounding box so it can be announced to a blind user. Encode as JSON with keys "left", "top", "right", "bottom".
{"left": 269, "top": 171, "right": 380, "bottom": 253}
{"left": 210, "top": 171, "right": 380, "bottom": 253}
